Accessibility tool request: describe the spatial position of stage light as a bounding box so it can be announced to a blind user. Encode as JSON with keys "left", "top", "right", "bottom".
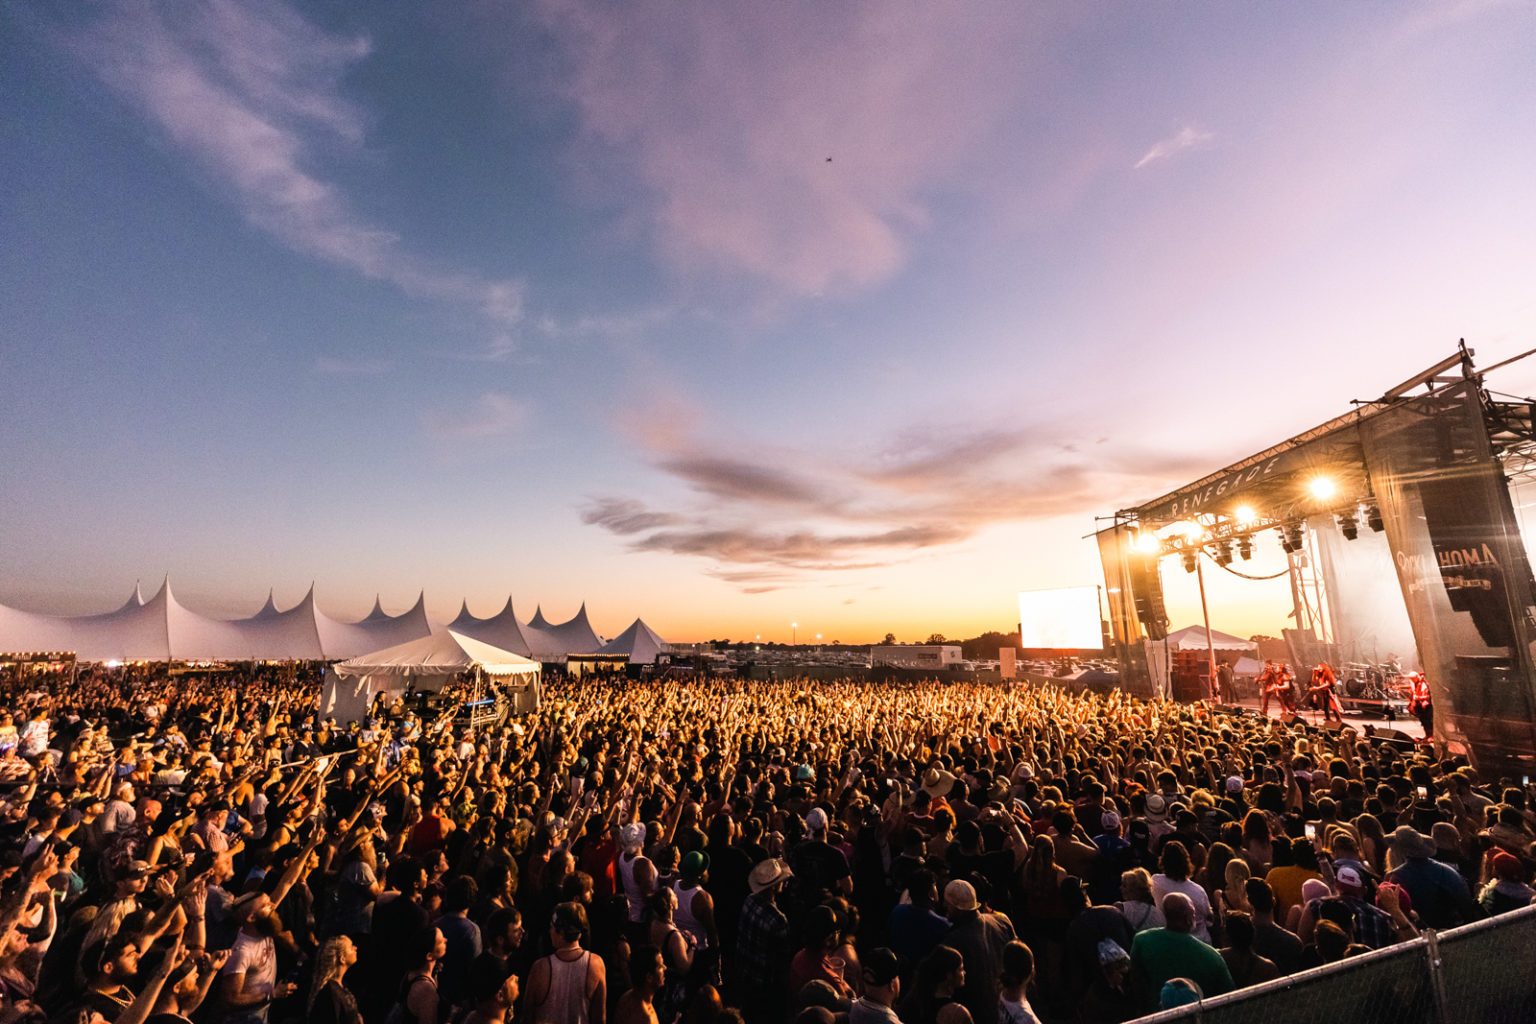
{"left": 1309, "top": 477, "right": 1336, "bottom": 500}
{"left": 1338, "top": 512, "right": 1358, "bottom": 541}
{"left": 1216, "top": 540, "right": 1233, "bottom": 566}
{"left": 1182, "top": 550, "right": 1198, "bottom": 573}
{"left": 1286, "top": 523, "right": 1306, "bottom": 553}
{"left": 1366, "top": 505, "right": 1385, "bottom": 532}
{"left": 1237, "top": 536, "right": 1253, "bottom": 560}
{"left": 1172, "top": 520, "right": 1206, "bottom": 540}
{"left": 1134, "top": 531, "right": 1162, "bottom": 554}
{"left": 1234, "top": 505, "right": 1258, "bottom": 525}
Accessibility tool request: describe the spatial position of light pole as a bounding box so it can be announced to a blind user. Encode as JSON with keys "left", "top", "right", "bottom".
{"left": 792, "top": 622, "right": 798, "bottom": 646}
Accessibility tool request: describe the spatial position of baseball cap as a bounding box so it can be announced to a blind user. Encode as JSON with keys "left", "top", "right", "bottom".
{"left": 1100, "top": 811, "right": 1122, "bottom": 832}
{"left": 944, "top": 879, "right": 978, "bottom": 912}
{"left": 1335, "top": 865, "right": 1364, "bottom": 890}
{"left": 806, "top": 807, "right": 829, "bottom": 832}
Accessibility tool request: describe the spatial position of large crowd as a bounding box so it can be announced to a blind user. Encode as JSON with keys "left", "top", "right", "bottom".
{"left": 0, "top": 666, "right": 1530, "bottom": 1024}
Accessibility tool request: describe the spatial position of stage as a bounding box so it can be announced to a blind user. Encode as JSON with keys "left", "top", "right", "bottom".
{"left": 1209, "top": 691, "right": 1428, "bottom": 744}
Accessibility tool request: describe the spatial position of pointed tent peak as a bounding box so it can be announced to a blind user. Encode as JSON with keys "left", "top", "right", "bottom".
{"left": 500, "top": 596, "right": 516, "bottom": 617}
{"left": 116, "top": 581, "right": 147, "bottom": 613}
{"left": 142, "top": 576, "right": 171, "bottom": 607}
{"left": 255, "top": 589, "right": 279, "bottom": 617}
{"left": 449, "top": 599, "right": 475, "bottom": 627}
{"left": 528, "top": 606, "right": 550, "bottom": 629}
{"left": 361, "top": 595, "right": 389, "bottom": 623}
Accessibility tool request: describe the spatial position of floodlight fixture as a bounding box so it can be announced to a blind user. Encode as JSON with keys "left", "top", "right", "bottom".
{"left": 1309, "top": 477, "right": 1336, "bottom": 500}
{"left": 1338, "top": 512, "right": 1359, "bottom": 541}
{"left": 1366, "top": 505, "right": 1385, "bottom": 532}
{"left": 1182, "top": 550, "right": 1198, "bottom": 573}
{"left": 1234, "top": 505, "right": 1258, "bottom": 525}
{"left": 1237, "top": 536, "right": 1253, "bottom": 561}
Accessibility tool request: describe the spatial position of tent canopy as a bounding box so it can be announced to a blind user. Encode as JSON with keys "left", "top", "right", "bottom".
{"left": 331, "top": 631, "right": 539, "bottom": 679}
{"left": 598, "top": 618, "right": 669, "bottom": 664}
{"left": 322, "top": 631, "right": 538, "bottom": 723}
{"left": 1163, "top": 625, "right": 1258, "bottom": 651}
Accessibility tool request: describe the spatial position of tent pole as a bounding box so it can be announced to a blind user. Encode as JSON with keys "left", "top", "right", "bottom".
{"left": 1197, "top": 554, "right": 1218, "bottom": 702}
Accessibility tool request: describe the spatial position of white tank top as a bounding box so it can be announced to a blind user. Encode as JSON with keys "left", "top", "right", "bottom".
{"left": 671, "top": 880, "right": 708, "bottom": 947}
{"left": 617, "top": 852, "right": 646, "bottom": 923}
{"left": 537, "top": 949, "right": 591, "bottom": 1024}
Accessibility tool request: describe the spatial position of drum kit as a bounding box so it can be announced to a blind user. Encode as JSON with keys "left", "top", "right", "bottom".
{"left": 1339, "top": 660, "right": 1412, "bottom": 718}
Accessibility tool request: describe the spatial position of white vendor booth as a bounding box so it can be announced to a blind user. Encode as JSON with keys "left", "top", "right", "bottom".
{"left": 320, "top": 629, "right": 540, "bottom": 723}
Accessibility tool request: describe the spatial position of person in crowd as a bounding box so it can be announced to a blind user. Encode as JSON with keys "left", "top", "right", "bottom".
{"left": 1215, "top": 913, "right": 1277, "bottom": 989}
{"left": 611, "top": 945, "right": 662, "bottom": 1024}
{"left": 1386, "top": 826, "right": 1481, "bottom": 929}
{"left": 898, "top": 945, "right": 969, "bottom": 1024}
{"left": 890, "top": 869, "right": 951, "bottom": 973}
{"left": 1150, "top": 843, "right": 1212, "bottom": 943}
{"left": 307, "top": 937, "right": 363, "bottom": 1024}
{"left": 994, "top": 941, "right": 1042, "bottom": 1024}
{"left": 942, "top": 879, "right": 1015, "bottom": 1024}
{"left": 848, "top": 947, "right": 902, "bottom": 1024}
{"left": 736, "top": 859, "right": 792, "bottom": 1023}
{"left": 524, "top": 902, "right": 605, "bottom": 1024}
{"left": 1478, "top": 851, "right": 1536, "bottom": 915}
{"left": 1127, "top": 893, "right": 1232, "bottom": 1011}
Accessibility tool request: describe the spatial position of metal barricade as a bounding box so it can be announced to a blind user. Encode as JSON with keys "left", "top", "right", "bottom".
{"left": 1124, "top": 903, "right": 1536, "bottom": 1024}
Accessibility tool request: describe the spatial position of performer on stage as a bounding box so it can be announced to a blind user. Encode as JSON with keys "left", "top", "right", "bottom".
{"left": 1216, "top": 660, "right": 1236, "bottom": 704}
{"left": 1307, "top": 662, "right": 1343, "bottom": 725}
{"left": 1259, "top": 660, "right": 1288, "bottom": 716}
{"left": 1409, "top": 672, "right": 1434, "bottom": 740}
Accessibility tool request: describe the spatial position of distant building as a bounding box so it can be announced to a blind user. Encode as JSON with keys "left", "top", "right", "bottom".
{"left": 869, "top": 644, "right": 964, "bottom": 669}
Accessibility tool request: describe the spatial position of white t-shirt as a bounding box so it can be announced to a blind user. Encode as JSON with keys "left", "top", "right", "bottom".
{"left": 1151, "top": 875, "right": 1214, "bottom": 943}
{"left": 222, "top": 930, "right": 277, "bottom": 1002}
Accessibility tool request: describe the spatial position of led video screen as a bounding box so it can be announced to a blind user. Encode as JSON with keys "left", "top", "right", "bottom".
{"left": 1018, "top": 586, "right": 1103, "bottom": 650}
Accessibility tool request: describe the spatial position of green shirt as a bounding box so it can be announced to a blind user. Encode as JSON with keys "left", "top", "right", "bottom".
{"left": 1129, "top": 927, "right": 1234, "bottom": 1008}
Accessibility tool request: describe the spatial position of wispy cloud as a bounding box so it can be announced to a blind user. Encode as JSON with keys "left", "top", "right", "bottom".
{"left": 71, "top": 0, "right": 524, "bottom": 325}
{"left": 579, "top": 498, "right": 682, "bottom": 536}
{"left": 421, "top": 393, "right": 530, "bottom": 440}
{"left": 314, "top": 355, "right": 393, "bottom": 377}
{"left": 581, "top": 417, "right": 1199, "bottom": 590}
{"left": 1134, "top": 125, "right": 1215, "bottom": 169}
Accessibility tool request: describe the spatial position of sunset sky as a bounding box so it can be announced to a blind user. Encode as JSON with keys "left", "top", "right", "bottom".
{"left": 4, "top": 1, "right": 1536, "bottom": 644}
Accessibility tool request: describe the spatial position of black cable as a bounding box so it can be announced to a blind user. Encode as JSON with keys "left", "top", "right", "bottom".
{"left": 1203, "top": 548, "right": 1289, "bottom": 581}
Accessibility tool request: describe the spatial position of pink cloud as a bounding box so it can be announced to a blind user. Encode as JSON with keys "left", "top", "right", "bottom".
{"left": 536, "top": 0, "right": 1048, "bottom": 295}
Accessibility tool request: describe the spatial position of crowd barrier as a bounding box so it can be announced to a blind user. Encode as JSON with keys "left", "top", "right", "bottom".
{"left": 1127, "top": 902, "right": 1536, "bottom": 1024}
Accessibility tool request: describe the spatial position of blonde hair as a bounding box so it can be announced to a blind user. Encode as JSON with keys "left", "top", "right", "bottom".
{"left": 308, "top": 937, "right": 354, "bottom": 1012}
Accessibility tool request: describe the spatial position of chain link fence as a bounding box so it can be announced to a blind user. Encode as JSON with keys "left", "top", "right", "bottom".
{"left": 1126, "top": 903, "right": 1536, "bottom": 1024}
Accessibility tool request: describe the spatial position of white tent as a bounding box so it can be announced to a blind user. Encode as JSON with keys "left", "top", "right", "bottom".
{"left": 449, "top": 599, "right": 605, "bottom": 663}
{"left": 598, "top": 618, "right": 669, "bottom": 664}
{"left": 0, "top": 581, "right": 432, "bottom": 663}
{"left": 1162, "top": 626, "right": 1259, "bottom": 651}
{"left": 320, "top": 630, "right": 539, "bottom": 723}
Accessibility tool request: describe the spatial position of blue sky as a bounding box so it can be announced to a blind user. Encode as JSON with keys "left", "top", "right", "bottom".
{"left": 4, "top": 0, "right": 1536, "bottom": 642}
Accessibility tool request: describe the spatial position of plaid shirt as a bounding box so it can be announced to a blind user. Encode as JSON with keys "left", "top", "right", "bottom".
{"left": 1311, "top": 896, "right": 1397, "bottom": 949}
{"left": 735, "top": 889, "right": 790, "bottom": 989}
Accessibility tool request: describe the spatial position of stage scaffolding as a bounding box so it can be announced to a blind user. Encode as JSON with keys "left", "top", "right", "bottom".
{"left": 1099, "top": 345, "right": 1536, "bottom": 779}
